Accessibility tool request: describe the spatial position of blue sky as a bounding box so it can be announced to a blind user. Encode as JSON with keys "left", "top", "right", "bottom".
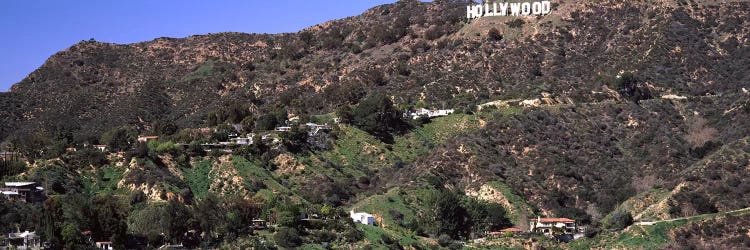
{"left": 0, "top": 0, "right": 400, "bottom": 92}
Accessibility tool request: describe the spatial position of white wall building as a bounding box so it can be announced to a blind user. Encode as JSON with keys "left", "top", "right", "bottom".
{"left": 529, "top": 217, "right": 577, "bottom": 235}
{"left": 406, "top": 108, "right": 455, "bottom": 120}
{"left": 350, "top": 210, "right": 375, "bottom": 226}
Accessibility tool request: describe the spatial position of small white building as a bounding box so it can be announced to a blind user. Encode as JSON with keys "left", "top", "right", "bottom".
{"left": 96, "top": 241, "right": 114, "bottom": 250}
{"left": 350, "top": 210, "right": 375, "bottom": 226}
{"left": 93, "top": 145, "right": 108, "bottom": 152}
{"left": 274, "top": 126, "right": 291, "bottom": 132}
{"left": 137, "top": 136, "right": 159, "bottom": 143}
{"left": 229, "top": 136, "right": 253, "bottom": 145}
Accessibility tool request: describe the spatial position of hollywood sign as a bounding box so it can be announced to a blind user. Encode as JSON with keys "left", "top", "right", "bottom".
{"left": 467, "top": 1, "right": 552, "bottom": 20}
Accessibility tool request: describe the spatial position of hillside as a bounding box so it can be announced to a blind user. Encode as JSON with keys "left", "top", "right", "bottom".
{"left": 2, "top": 0, "right": 749, "bottom": 142}
{"left": 1, "top": 0, "right": 750, "bottom": 249}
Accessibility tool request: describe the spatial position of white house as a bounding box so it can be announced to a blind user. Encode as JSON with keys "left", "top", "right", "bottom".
{"left": 350, "top": 210, "right": 375, "bottom": 226}
{"left": 7, "top": 231, "right": 40, "bottom": 249}
{"left": 137, "top": 136, "right": 159, "bottom": 143}
{"left": 93, "top": 145, "right": 108, "bottom": 152}
{"left": 96, "top": 241, "right": 114, "bottom": 250}
{"left": 406, "top": 108, "right": 455, "bottom": 120}
{"left": 529, "top": 217, "right": 577, "bottom": 235}
{"left": 305, "top": 123, "right": 332, "bottom": 136}
{"left": 2, "top": 182, "right": 40, "bottom": 202}
{"left": 274, "top": 126, "right": 291, "bottom": 132}
{"left": 229, "top": 136, "right": 253, "bottom": 145}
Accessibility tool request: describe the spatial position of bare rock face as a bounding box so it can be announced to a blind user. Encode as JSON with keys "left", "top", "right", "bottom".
{"left": 117, "top": 158, "right": 171, "bottom": 202}
{"left": 274, "top": 153, "right": 305, "bottom": 175}
{"left": 208, "top": 156, "right": 247, "bottom": 196}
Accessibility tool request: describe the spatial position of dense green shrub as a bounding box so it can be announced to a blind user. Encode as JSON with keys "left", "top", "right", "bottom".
{"left": 607, "top": 210, "right": 634, "bottom": 230}
{"left": 274, "top": 227, "right": 302, "bottom": 248}
{"left": 350, "top": 93, "right": 409, "bottom": 143}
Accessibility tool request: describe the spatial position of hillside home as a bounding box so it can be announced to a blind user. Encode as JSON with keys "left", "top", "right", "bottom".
{"left": 6, "top": 231, "right": 40, "bottom": 249}
{"left": 229, "top": 136, "right": 253, "bottom": 145}
{"left": 95, "top": 241, "right": 114, "bottom": 250}
{"left": 529, "top": 217, "right": 576, "bottom": 235}
{"left": 137, "top": 136, "right": 159, "bottom": 142}
{"left": 1, "top": 182, "right": 42, "bottom": 202}
{"left": 405, "top": 108, "right": 455, "bottom": 120}
{"left": 274, "top": 126, "right": 291, "bottom": 132}
{"left": 251, "top": 219, "right": 267, "bottom": 230}
{"left": 94, "top": 145, "right": 108, "bottom": 151}
{"left": 350, "top": 210, "right": 375, "bottom": 226}
{"left": 0, "top": 151, "right": 18, "bottom": 161}
{"left": 305, "top": 123, "right": 332, "bottom": 136}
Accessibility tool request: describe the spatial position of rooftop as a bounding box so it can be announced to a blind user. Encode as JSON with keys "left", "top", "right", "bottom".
{"left": 4, "top": 182, "right": 36, "bottom": 187}
{"left": 531, "top": 218, "right": 576, "bottom": 223}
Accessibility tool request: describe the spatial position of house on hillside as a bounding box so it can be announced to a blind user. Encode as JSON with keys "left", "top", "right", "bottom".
{"left": 529, "top": 217, "right": 577, "bottom": 235}
{"left": 222, "top": 133, "right": 254, "bottom": 145}
{"left": 94, "top": 145, "right": 108, "bottom": 151}
{"left": 0, "top": 151, "right": 18, "bottom": 161}
{"left": 350, "top": 210, "right": 375, "bottom": 226}
{"left": 305, "top": 123, "right": 332, "bottom": 136}
{"left": 274, "top": 126, "right": 291, "bottom": 132}
{"left": 251, "top": 219, "right": 267, "bottom": 230}
{"left": 95, "top": 241, "right": 114, "bottom": 250}
{"left": 6, "top": 231, "right": 40, "bottom": 249}
{"left": 1, "top": 182, "right": 43, "bottom": 202}
{"left": 405, "top": 108, "right": 455, "bottom": 120}
{"left": 137, "top": 136, "right": 159, "bottom": 143}
{"left": 229, "top": 136, "right": 253, "bottom": 145}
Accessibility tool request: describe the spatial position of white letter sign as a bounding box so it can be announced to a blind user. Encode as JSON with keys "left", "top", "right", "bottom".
{"left": 467, "top": 1, "right": 552, "bottom": 20}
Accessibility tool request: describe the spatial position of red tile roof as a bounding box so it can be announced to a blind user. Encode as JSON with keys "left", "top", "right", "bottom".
{"left": 500, "top": 227, "right": 524, "bottom": 232}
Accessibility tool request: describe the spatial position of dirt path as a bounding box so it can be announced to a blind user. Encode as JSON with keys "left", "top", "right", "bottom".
{"left": 634, "top": 207, "right": 750, "bottom": 226}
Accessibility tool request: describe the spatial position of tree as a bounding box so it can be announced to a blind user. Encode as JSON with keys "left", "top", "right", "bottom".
{"left": 281, "top": 126, "right": 308, "bottom": 153}
{"left": 0, "top": 159, "right": 26, "bottom": 179}
{"left": 102, "top": 126, "right": 137, "bottom": 152}
{"left": 61, "top": 222, "right": 83, "bottom": 249}
{"left": 607, "top": 210, "right": 633, "bottom": 230}
{"left": 351, "top": 93, "right": 409, "bottom": 143}
{"left": 164, "top": 201, "right": 192, "bottom": 242}
{"left": 335, "top": 105, "right": 354, "bottom": 124}
{"left": 192, "top": 193, "right": 227, "bottom": 239}
{"left": 151, "top": 119, "right": 178, "bottom": 136}
{"left": 91, "top": 195, "right": 128, "bottom": 246}
{"left": 240, "top": 116, "right": 256, "bottom": 134}
{"left": 462, "top": 198, "right": 510, "bottom": 234}
{"left": 423, "top": 189, "right": 469, "bottom": 238}
{"left": 128, "top": 204, "right": 168, "bottom": 246}
{"left": 254, "top": 114, "right": 278, "bottom": 131}
{"left": 615, "top": 72, "right": 652, "bottom": 103}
